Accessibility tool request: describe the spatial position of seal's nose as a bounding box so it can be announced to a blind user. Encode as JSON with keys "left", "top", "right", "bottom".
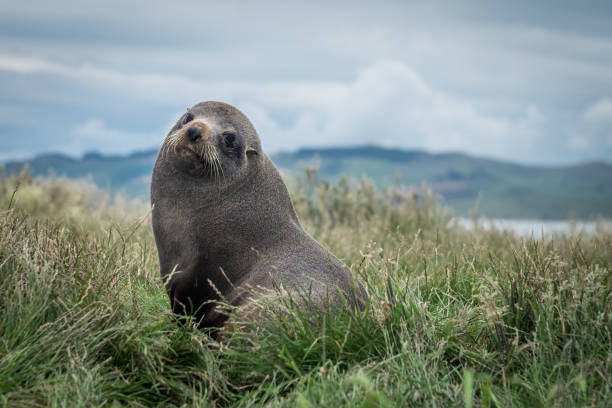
{"left": 187, "top": 125, "right": 202, "bottom": 142}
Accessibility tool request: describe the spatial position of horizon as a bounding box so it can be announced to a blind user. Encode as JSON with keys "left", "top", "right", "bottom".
{"left": 5, "top": 143, "right": 612, "bottom": 169}
{"left": 1, "top": 1, "right": 612, "bottom": 165}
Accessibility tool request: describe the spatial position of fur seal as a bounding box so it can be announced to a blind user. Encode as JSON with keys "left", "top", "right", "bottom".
{"left": 151, "top": 101, "right": 367, "bottom": 330}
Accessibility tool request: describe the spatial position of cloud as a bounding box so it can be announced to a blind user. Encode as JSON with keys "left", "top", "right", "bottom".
{"left": 566, "top": 98, "right": 612, "bottom": 152}
{"left": 251, "top": 61, "right": 545, "bottom": 160}
{"left": 0, "top": 55, "right": 546, "bottom": 161}
{"left": 583, "top": 97, "right": 612, "bottom": 126}
{"left": 567, "top": 134, "right": 591, "bottom": 149}
{"left": 73, "top": 119, "right": 160, "bottom": 155}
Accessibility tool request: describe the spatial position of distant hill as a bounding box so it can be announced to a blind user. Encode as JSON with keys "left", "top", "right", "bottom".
{"left": 3, "top": 145, "right": 612, "bottom": 219}
{"left": 277, "top": 146, "right": 612, "bottom": 219}
{"left": 3, "top": 149, "right": 158, "bottom": 199}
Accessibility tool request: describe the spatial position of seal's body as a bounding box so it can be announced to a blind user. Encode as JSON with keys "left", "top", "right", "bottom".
{"left": 151, "top": 101, "right": 366, "bottom": 329}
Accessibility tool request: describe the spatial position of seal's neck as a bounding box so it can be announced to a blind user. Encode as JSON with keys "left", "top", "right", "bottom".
{"left": 151, "top": 153, "right": 301, "bottom": 253}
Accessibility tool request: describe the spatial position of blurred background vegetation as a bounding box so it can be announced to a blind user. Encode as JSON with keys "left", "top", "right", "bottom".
{"left": 4, "top": 145, "right": 612, "bottom": 220}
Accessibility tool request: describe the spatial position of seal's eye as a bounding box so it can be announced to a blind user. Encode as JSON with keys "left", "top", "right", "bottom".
{"left": 182, "top": 112, "right": 194, "bottom": 125}
{"left": 223, "top": 132, "right": 236, "bottom": 147}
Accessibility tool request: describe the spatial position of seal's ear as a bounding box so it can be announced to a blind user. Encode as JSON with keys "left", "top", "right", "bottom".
{"left": 181, "top": 110, "right": 194, "bottom": 126}
{"left": 246, "top": 147, "right": 258, "bottom": 155}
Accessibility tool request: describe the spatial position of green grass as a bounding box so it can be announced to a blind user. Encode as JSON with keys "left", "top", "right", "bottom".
{"left": 0, "top": 170, "right": 610, "bottom": 407}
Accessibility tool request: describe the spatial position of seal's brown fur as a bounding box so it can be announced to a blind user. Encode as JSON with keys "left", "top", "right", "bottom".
{"left": 151, "top": 101, "right": 367, "bottom": 330}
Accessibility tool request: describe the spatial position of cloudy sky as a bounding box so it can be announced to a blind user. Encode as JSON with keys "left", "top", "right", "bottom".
{"left": 1, "top": 0, "right": 611, "bottom": 164}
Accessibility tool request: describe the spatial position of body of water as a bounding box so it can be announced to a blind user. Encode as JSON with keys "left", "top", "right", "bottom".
{"left": 453, "top": 218, "right": 610, "bottom": 237}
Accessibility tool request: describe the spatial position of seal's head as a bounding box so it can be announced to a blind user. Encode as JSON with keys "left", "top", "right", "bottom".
{"left": 161, "top": 101, "right": 262, "bottom": 178}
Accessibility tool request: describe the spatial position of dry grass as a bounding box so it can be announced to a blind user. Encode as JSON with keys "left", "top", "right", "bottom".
{"left": 0, "top": 169, "right": 610, "bottom": 407}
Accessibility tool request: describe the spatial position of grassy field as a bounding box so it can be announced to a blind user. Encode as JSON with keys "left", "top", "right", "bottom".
{"left": 0, "top": 170, "right": 610, "bottom": 407}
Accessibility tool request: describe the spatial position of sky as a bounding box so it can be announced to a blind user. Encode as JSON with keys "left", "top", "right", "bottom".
{"left": 1, "top": 0, "right": 611, "bottom": 165}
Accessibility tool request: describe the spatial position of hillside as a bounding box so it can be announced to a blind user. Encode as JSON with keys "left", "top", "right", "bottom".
{"left": 276, "top": 146, "right": 612, "bottom": 219}
{"left": 3, "top": 150, "right": 157, "bottom": 198}
{"left": 3, "top": 145, "right": 612, "bottom": 219}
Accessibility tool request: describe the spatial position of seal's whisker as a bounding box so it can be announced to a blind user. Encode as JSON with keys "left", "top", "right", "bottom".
{"left": 161, "top": 129, "right": 185, "bottom": 159}
{"left": 217, "top": 156, "right": 225, "bottom": 182}
{"left": 213, "top": 160, "right": 219, "bottom": 185}
{"left": 216, "top": 155, "right": 223, "bottom": 187}
{"left": 210, "top": 149, "right": 222, "bottom": 186}
{"left": 199, "top": 143, "right": 216, "bottom": 179}
{"left": 217, "top": 153, "right": 226, "bottom": 185}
